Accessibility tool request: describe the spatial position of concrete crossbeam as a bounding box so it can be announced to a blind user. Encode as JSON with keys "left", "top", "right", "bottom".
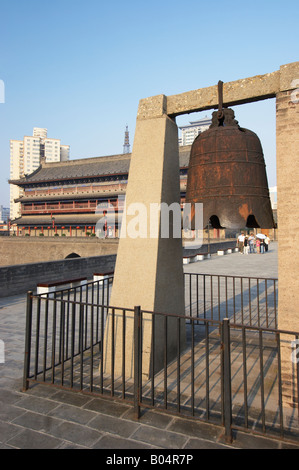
{"left": 137, "top": 62, "right": 299, "bottom": 119}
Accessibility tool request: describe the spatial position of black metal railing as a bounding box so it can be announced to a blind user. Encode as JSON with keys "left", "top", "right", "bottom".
{"left": 23, "top": 274, "right": 299, "bottom": 444}
{"left": 184, "top": 273, "right": 278, "bottom": 328}
{"left": 23, "top": 277, "right": 113, "bottom": 393}
{"left": 133, "top": 307, "right": 299, "bottom": 443}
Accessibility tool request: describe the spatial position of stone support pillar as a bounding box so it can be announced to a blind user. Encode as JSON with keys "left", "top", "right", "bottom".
{"left": 276, "top": 65, "right": 299, "bottom": 408}
{"left": 103, "top": 96, "right": 186, "bottom": 379}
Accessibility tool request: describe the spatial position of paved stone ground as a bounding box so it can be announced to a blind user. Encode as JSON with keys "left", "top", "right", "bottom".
{"left": 1, "top": 242, "right": 299, "bottom": 450}
{"left": 183, "top": 239, "right": 278, "bottom": 279}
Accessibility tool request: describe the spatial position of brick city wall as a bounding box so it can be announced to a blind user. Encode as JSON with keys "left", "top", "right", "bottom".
{"left": 0, "top": 254, "right": 116, "bottom": 297}
{"left": 0, "top": 237, "right": 118, "bottom": 267}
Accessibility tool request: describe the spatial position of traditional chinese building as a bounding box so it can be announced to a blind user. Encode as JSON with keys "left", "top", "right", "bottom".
{"left": 9, "top": 147, "right": 191, "bottom": 237}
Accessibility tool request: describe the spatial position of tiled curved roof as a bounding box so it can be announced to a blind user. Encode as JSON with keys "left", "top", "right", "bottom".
{"left": 10, "top": 146, "right": 191, "bottom": 185}
{"left": 14, "top": 213, "right": 120, "bottom": 225}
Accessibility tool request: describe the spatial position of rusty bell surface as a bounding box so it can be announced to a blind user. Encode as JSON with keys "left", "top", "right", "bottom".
{"left": 185, "top": 107, "right": 275, "bottom": 230}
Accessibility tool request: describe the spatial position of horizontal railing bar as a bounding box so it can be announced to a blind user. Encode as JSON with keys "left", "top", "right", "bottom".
{"left": 136, "top": 310, "right": 298, "bottom": 337}
{"left": 29, "top": 339, "right": 102, "bottom": 374}
{"left": 228, "top": 321, "right": 299, "bottom": 337}
{"left": 134, "top": 400, "right": 224, "bottom": 426}
{"left": 185, "top": 272, "right": 278, "bottom": 282}
{"left": 30, "top": 296, "right": 134, "bottom": 312}
{"left": 28, "top": 295, "right": 298, "bottom": 338}
{"left": 34, "top": 277, "right": 114, "bottom": 296}
{"left": 140, "top": 308, "right": 223, "bottom": 326}
{"left": 23, "top": 377, "right": 135, "bottom": 402}
{"left": 230, "top": 423, "right": 299, "bottom": 446}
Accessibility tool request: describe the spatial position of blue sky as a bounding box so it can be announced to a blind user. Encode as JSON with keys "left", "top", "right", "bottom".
{"left": 0, "top": 0, "right": 298, "bottom": 207}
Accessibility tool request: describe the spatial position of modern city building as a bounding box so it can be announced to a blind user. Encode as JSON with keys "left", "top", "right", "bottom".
{"left": 0, "top": 205, "right": 9, "bottom": 223}
{"left": 9, "top": 128, "right": 70, "bottom": 220}
{"left": 178, "top": 116, "right": 211, "bottom": 146}
{"left": 9, "top": 139, "right": 24, "bottom": 220}
{"left": 269, "top": 186, "right": 277, "bottom": 210}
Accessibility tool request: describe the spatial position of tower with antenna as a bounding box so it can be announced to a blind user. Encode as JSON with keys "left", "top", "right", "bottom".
{"left": 123, "top": 125, "right": 131, "bottom": 154}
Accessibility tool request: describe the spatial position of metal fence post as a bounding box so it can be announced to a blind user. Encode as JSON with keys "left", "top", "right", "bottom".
{"left": 134, "top": 306, "right": 141, "bottom": 419}
{"left": 222, "top": 318, "right": 233, "bottom": 443}
{"left": 23, "top": 291, "right": 33, "bottom": 391}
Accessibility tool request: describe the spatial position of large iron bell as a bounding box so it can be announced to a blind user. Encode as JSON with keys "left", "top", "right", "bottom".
{"left": 185, "top": 82, "right": 275, "bottom": 230}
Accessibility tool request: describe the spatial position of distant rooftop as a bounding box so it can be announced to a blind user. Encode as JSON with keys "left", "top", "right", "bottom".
{"left": 179, "top": 115, "right": 211, "bottom": 130}
{"left": 10, "top": 146, "right": 191, "bottom": 186}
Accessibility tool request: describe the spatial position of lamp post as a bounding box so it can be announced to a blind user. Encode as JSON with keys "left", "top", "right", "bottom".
{"left": 207, "top": 219, "right": 211, "bottom": 256}
{"left": 51, "top": 215, "right": 55, "bottom": 236}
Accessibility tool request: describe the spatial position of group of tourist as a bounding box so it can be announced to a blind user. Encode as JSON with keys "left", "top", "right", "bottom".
{"left": 237, "top": 232, "right": 270, "bottom": 254}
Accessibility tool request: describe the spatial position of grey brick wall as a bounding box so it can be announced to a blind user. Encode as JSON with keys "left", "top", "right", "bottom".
{"left": 0, "top": 254, "right": 116, "bottom": 297}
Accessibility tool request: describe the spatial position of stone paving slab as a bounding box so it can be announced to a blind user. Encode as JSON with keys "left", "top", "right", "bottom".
{"left": 1, "top": 242, "right": 299, "bottom": 450}
{"left": 183, "top": 242, "right": 278, "bottom": 279}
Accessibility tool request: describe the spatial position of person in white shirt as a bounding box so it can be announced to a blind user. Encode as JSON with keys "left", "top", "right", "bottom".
{"left": 237, "top": 232, "right": 245, "bottom": 253}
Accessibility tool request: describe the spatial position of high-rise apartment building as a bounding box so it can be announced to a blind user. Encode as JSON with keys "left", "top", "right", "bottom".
{"left": 10, "top": 140, "right": 25, "bottom": 221}
{"left": 178, "top": 116, "right": 211, "bottom": 146}
{"left": 10, "top": 128, "right": 70, "bottom": 220}
{"left": 0, "top": 205, "right": 10, "bottom": 223}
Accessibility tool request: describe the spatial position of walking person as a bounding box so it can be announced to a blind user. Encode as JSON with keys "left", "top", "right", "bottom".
{"left": 244, "top": 235, "right": 249, "bottom": 254}
{"left": 237, "top": 232, "right": 245, "bottom": 254}
{"left": 264, "top": 236, "right": 270, "bottom": 252}
{"left": 249, "top": 233, "right": 255, "bottom": 253}
{"left": 256, "top": 237, "right": 260, "bottom": 254}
